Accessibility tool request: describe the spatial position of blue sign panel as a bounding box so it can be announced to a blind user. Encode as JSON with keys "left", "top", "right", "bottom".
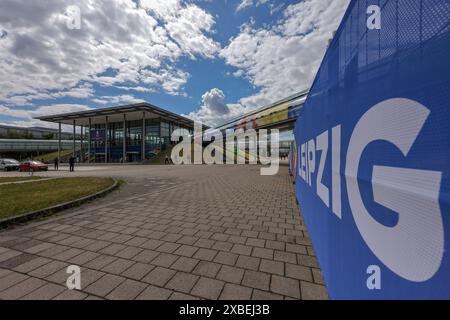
{"left": 91, "top": 128, "right": 105, "bottom": 142}
{"left": 294, "top": 0, "right": 450, "bottom": 299}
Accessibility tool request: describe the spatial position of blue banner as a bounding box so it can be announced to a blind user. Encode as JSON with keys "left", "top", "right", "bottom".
{"left": 90, "top": 128, "right": 105, "bottom": 142}
{"left": 293, "top": 0, "right": 450, "bottom": 299}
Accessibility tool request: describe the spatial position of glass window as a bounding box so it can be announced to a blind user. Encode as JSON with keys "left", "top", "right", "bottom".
{"left": 127, "top": 120, "right": 142, "bottom": 146}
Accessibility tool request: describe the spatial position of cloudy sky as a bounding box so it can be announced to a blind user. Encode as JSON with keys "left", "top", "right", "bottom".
{"left": 0, "top": 0, "right": 350, "bottom": 129}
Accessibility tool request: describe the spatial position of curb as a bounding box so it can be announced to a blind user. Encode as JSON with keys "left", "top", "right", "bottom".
{"left": 0, "top": 178, "right": 120, "bottom": 229}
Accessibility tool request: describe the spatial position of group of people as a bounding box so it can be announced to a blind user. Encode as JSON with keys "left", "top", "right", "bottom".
{"left": 165, "top": 155, "right": 173, "bottom": 164}
{"left": 53, "top": 155, "right": 75, "bottom": 172}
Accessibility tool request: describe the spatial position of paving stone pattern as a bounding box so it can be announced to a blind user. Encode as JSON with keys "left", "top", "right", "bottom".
{"left": 0, "top": 165, "right": 328, "bottom": 300}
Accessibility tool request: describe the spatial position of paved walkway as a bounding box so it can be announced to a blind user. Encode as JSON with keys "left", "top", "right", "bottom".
{"left": 0, "top": 165, "right": 327, "bottom": 300}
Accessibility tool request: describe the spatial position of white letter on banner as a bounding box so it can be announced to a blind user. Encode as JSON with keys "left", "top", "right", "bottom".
{"left": 332, "top": 125, "right": 342, "bottom": 218}
{"left": 307, "top": 139, "right": 315, "bottom": 186}
{"left": 345, "top": 98, "right": 443, "bottom": 282}
{"left": 316, "top": 130, "right": 329, "bottom": 207}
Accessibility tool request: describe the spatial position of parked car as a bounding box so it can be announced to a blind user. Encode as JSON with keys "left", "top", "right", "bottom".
{"left": 19, "top": 161, "right": 48, "bottom": 172}
{"left": 0, "top": 159, "right": 20, "bottom": 171}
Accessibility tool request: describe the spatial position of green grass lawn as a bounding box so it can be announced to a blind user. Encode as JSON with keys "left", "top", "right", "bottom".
{"left": 0, "top": 176, "right": 42, "bottom": 184}
{"left": 0, "top": 177, "right": 114, "bottom": 220}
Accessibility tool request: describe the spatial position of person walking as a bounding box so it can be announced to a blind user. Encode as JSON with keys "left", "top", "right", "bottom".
{"left": 69, "top": 155, "right": 75, "bottom": 172}
{"left": 54, "top": 157, "right": 59, "bottom": 171}
{"left": 165, "top": 155, "right": 170, "bottom": 164}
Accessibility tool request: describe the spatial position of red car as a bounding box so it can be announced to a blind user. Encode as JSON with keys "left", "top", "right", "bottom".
{"left": 19, "top": 161, "right": 48, "bottom": 172}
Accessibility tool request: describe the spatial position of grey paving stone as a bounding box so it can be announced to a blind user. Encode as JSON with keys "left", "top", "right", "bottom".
{"left": 0, "top": 249, "right": 22, "bottom": 263}
{"left": 194, "top": 239, "right": 215, "bottom": 249}
{"left": 53, "top": 289, "right": 88, "bottom": 300}
{"left": 241, "top": 270, "right": 270, "bottom": 291}
{"left": 0, "top": 164, "right": 327, "bottom": 300}
{"left": 271, "top": 275, "right": 300, "bottom": 299}
{"left": 297, "top": 254, "right": 320, "bottom": 268}
{"left": 265, "top": 240, "right": 285, "bottom": 251}
{"left": 216, "top": 265, "right": 245, "bottom": 285}
{"left": 21, "top": 283, "right": 66, "bottom": 300}
{"left": 177, "top": 236, "right": 198, "bottom": 246}
{"left": 0, "top": 253, "right": 38, "bottom": 269}
{"left": 125, "top": 237, "right": 148, "bottom": 247}
{"left": 252, "top": 289, "right": 284, "bottom": 300}
{"left": 169, "top": 292, "right": 200, "bottom": 300}
{"left": 191, "top": 277, "right": 224, "bottom": 300}
{"left": 142, "top": 267, "right": 176, "bottom": 287}
{"left": 230, "top": 244, "right": 252, "bottom": 256}
{"left": 24, "top": 242, "right": 55, "bottom": 254}
{"left": 211, "top": 241, "right": 233, "bottom": 252}
{"left": 192, "top": 261, "right": 221, "bottom": 278}
{"left": 68, "top": 251, "right": 100, "bottom": 265}
{"left": 300, "top": 281, "right": 329, "bottom": 300}
{"left": 220, "top": 283, "right": 253, "bottom": 300}
{"left": 259, "top": 259, "right": 284, "bottom": 276}
{"left": 99, "top": 243, "right": 127, "bottom": 255}
{"left": 0, "top": 277, "right": 46, "bottom": 300}
{"left": 252, "top": 247, "right": 274, "bottom": 260}
{"left": 140, "top": 239, "right": 164, "bottom": 250}
{"left": 85, "top": 274, "right": 126, "bottom": 297}
{"left": 28, "top": 260, "right": 67, "bottom": 279}
{"left": 85, "top": 255, "right": 117, "bottom": 270}
{"left": 193, "top": 248, "right": 218, "bottom": 261}
{"left": 213, "top": 252, "right": 238, "bottom": 266}
{"left": 151, "top": 253, "right": 178, "bottom": 267}
{"left": 11, "top": 239, "right": 43, "bottom": 251}
{"left": 171, "top": 257, "right": 199, "bottom": 273}
{"left": 236, "top": 255, "right": 260, "bottom": 271}
{"left": 80, "top": 268, "right": 106, "bottom": 289}
{"left": 102, "top": 258, "right": 135, "bottom": 275}
{"left": 312, "top": 268, "right": 325, "bottom": 285}
{"left": 246, "top": 238, "right": 265, "bottom": 248}
{"left": 115, "top": 246, "right": 143, "bottom": 259}
{"left": 106, "top": 279, "right": 147, "bottom": 300}
{"left": 121, "top": 262, "right": 154, "bottom": 280}
{"left": 53, "top": 248, "right": 85, "bottom": 261}
{"left": 274, "top": 250, "right": 297, "bottom": 264}
{"left": 0, "top": 268, "right": 13, "bottom": 279}
{"left": 132, "top": 249, "right": 160, "bottom": 264}
{"left": 286, "top": 243, "right": 308, "bottom": 255}
{"left": 165, "top": 272, "right": 199, "bottom": 294}
{"left": 136, "top": 285, "right": 172, "bottom": 300}
{"left": 173, "top": 245, "right": 199, "bottom": 257}
{"left": 285, "top": 263, "right": 313, "bottom": 282}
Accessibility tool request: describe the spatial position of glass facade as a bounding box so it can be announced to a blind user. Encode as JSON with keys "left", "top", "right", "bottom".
{"left": 87, "top": 118, "right": 191, "bottom": 163}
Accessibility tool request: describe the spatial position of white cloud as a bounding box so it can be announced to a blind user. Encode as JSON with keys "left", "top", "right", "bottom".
{"left": 92, "top": 95, "right": 144, "bottom": 105}
{"left": 222, "top": 0, "right": 350, "bottom": 108}
{"left": 236, "top": 0, "right": 270, "bottom": 12}
{"left": 0, "top": 103, "right": 91, "bottom": 130}
{"left": 185, "top": 88, "right": 251, "bottom": 127}
{"left": 140, "top": 0, "right": 219, "bottom": 59}
{"left": 2, "top": 83, "right": 95, "bottom": 106}
{"left": 0, "top": 0, "right": 219, "bottom": 105}
{"left": 237, "top": 0, "right": 253, "bottom": 12}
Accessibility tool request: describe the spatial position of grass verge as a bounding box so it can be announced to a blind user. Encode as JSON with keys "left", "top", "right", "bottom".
{"left": 0, "top": 176, "right": 42, "bottom": 184}
{"left": 0, "top": 177, "right": 114, "bottom": 220}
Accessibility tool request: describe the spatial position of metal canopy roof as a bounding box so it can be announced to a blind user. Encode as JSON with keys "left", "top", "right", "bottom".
{"left": 34, "top": 102, "right": 203, "bottom": 128}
